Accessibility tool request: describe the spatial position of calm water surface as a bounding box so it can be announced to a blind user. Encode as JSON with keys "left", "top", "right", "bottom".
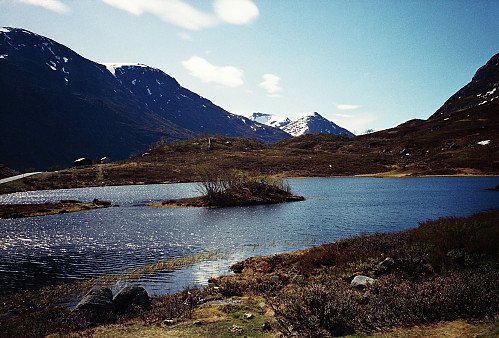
{"left": 0, "top": 177, "right": 498, "bottom": 297}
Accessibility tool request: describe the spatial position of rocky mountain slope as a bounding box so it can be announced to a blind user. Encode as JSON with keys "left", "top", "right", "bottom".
{"left": 249, "top": 111, "right": 354, "bottom": 137}
{"left": 0, "top": 27, "right": 289, "bottom": 171}
{"left": 430, "top": 53, "right": 499, "bottom": 119}
{"left": 281, "top": 112, "right": 354, "bottom": 136}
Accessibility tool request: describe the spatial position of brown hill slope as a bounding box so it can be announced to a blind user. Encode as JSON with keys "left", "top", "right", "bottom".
{"left": 1, "top": 100, "right": 496, "bottom": 195}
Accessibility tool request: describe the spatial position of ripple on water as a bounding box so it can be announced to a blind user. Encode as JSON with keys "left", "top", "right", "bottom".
{"left": 0, "top": 177, "right": 498, "bottom": 295}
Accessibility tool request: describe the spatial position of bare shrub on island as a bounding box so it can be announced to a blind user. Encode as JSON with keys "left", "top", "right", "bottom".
{"left": 195, "top": 166, "right": 292, "bottom": 203}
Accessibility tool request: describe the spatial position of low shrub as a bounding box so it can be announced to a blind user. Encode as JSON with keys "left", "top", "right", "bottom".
{"left": 269, "top": 270, "right": 499, "bottom": 336}
{"left": 262, "top": 210, "right": 499, "bottom": 336}
{"left": 408, "top": 210, "right": 499, "bottom": 272}
{"left": 142, "top": 287, "right": 204, "bottom": 324}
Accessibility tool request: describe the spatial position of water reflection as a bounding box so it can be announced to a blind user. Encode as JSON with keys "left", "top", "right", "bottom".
{"left": 0, "top": 177, "right": 498, "bottom": 296}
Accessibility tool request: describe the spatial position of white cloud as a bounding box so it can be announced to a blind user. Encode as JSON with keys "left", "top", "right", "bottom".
{"left": 100, "top": 0, "right": 218, "bottom": 30}
{"left": 259, "top": 74, "right": 282, "bottom": 95}
{"left": 333, "top": 113, "right": 354, "bottom": 118}
{"left": 335, "top": 103, "right": 361, "bottom": 110}
{"left": 182, "top": 56, "right": 244, "bottom": 87}
{"left": 213, "top": 0, "right": 259, "bottom": 25}
{"left": 17, "top": 0, "right": 70, "bottom": 13}
{"left": 100, "top": 0, "right": 260, "bottom": 30}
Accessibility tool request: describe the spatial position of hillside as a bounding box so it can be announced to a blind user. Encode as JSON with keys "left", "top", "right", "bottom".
{"left": 0, "top": 51, "right": 497, "bottom": 194}
{"left": 430, "top": 52, "right": 499, "bottom": 119}
{"left": 0, "top": 27, "right": 289, "bottom": 171}
{"left": 2, "top": 99, "right": 496, "bottom": 194}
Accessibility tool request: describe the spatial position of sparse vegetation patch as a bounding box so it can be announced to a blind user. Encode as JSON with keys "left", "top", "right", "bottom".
{"left": 151, "top": 168, "right": 304, "bottom": 208}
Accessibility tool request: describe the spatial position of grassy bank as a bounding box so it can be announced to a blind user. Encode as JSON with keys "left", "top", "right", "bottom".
{"left": 1, "top": 210, "right": 498, "bottom": 337}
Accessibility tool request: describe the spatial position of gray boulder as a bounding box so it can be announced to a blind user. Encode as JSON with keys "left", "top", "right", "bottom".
{"left": 351, "top": 275, "right": 376, "bottom": 287}
{"left": 73, "top": 286, "right": 116, "bottom": 323}
{"left": 113, "top": 285, "right": 151, "bottom": 313}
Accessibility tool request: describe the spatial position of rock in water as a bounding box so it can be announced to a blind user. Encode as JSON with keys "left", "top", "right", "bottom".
{"left": 113, "top": 285, "right": 151, "bottom": 313}
{"left": 92, "top": 198, "right": 112, "bottom": 206}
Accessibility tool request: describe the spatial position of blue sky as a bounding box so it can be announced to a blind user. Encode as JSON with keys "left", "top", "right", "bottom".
{"left": 1, "top": 0, "right": 498, "bottom": 134}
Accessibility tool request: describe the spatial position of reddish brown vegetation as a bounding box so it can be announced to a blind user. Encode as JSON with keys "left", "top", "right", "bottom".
{"left": 158, "top": 186, "right": 304, "bottom": 208}
{"left": 209, "top": 210, "right": 499, "bottom": 336}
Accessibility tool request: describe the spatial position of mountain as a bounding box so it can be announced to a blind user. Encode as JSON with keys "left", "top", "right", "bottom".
{"left": 249, "top": 111, "right": 354, "bottom": 137}
{"left": 1, "top": 53, "right": 497, "bottom": 194}
{"left": 104, "top": 64, "right": 288, "bottom": 141}
{"left": 249, "top": 112, "right": 291, "bottom": 129}
{"left": 281, "top": 112, "right": 354, "bottom": 137}
{"left": 430, "top": 53, "right": 499, "bottom": 119}
{"left": 0, "top": 27, "right": 289, "bottom": 171}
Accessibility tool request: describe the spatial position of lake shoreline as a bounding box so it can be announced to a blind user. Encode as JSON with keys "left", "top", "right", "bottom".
{"left": 2, "top": 170, "right": 499, "bottom": 196}
{"left": 1, "top": 209, "right": 497, "bottom": 337}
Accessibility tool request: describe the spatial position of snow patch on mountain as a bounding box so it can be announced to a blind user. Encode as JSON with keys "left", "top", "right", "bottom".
{"left": 103, "top": 63, "right": 149, "bottom": 77}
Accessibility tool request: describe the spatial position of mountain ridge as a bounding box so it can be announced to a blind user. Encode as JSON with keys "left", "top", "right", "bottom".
{"left": 0, "top": 27, "right": 289, "bottom": 171}
{"left": 430, "top": 52, "right": 499, "bottom": 119}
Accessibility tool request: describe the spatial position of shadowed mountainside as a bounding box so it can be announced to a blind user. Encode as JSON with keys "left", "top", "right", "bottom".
{"left": 0, "top": 27, "right": 289, "bottom": 171}
{"left": 1, "top": 99, "right": 497, "bottom": 194}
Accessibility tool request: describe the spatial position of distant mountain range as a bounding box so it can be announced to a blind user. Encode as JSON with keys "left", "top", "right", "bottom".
{"left": 0, "top": 27, "right": 289, "bottom": 170}
{"left": 249, "top": 111, "right": 354, "bottom": 137}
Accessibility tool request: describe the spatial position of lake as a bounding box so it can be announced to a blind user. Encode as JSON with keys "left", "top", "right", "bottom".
{"left": 0, "top": 177, "right": 498, "bottom": 297}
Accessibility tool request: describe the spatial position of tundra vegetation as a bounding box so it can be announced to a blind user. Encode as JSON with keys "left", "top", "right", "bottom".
{"left": 1, "top": 210, "right": 498, "bottom": 337}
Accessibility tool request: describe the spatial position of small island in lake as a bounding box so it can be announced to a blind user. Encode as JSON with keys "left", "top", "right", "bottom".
{"left": 0, "top": 199, "right": 112, "bottom": 219}
{"left": 150, "top": 169, "right": 304, "bottom": 208}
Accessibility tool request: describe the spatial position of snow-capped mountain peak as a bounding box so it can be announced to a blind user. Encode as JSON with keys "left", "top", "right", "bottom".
{"left": 251, "top": 112, "right": 353, "bottom": 137}
{"left": 249, "top": 112, "right": 291, "bottom": 129}
{"left": 0, "top": 27, "right": 290, "bottom": 170}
